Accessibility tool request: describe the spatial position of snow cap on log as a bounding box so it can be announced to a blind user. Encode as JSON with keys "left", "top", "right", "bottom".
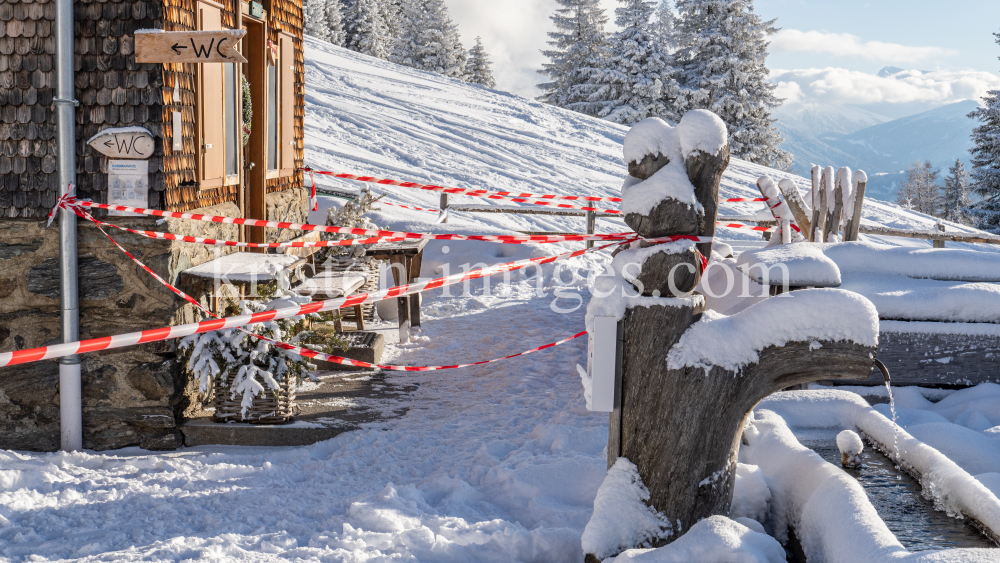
{"left": 667, "top": 289, "right": 879, "bottom": 371}
{"left": 678, "top": 109, "right": 728, "bottom": 158}
{"left": 623, "top": 117, "right": 679, "bottom": 166}
{"left": 854, "top": 170, "right": 868, "bottom": 184}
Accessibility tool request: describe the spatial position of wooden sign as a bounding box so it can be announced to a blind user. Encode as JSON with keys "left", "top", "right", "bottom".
{"left": 135, "top": 29, "right": 248, "bottom": 64}
{"left": 86, "top": 127, "right": 155, "bottom": 159}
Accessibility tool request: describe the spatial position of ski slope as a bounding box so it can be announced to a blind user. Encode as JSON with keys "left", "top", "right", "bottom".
{"left": 302, "top": 36, "right": 990, "bottom": 252}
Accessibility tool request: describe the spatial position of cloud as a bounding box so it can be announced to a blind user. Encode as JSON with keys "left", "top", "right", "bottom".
{"left": 771, "top": 30, "right": 957, "bottom": 63}
{"left": 770, "top": 67, "right": 1000, "bottom": 106}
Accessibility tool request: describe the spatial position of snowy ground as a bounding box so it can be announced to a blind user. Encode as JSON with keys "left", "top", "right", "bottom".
{"left": 4, "top": 39, "right": 1000, "bottom": 562}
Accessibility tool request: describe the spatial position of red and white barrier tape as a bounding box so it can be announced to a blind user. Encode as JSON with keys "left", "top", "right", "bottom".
{"left": 74, "top": 205, "right": 589, "bottom": 372}
{"left": 717, "top": 222, "right": 774, "bottom": 233}
{"left": 55, "top": 198, "right": 638, "bottom": 244}
{"left": 307, "top": 168, "right": 772, "bottom": 208}
{"left": 308, "top": 170, "right": 318, "bottom": 212}
{"left": 377, "top": 200, "right": 440, "bottom": 213}
{"left": 306, "top": 168, "right": 624, "bottom": 204}
{"left": 0, "top": 237, "right": 634, "bottom": 368}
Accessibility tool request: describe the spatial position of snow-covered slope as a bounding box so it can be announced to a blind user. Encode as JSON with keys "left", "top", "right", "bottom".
{"left": 303, "top": 37, "right": 988, "bottom": 251}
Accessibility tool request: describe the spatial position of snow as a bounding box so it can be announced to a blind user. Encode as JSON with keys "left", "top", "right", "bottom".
{"left": 623, "top": 117, "right": 677, "bottom": 164}
{"left": 182, "top": 252, "right": 301, "bottom": 282}
{"left": 666, "top": 289, "right": 879, "bottom": 371}
{"left": 677, "top": 109, "right": 729, "bottom": 159}
{"left": 606, "top": 516, "right": 785, "bottom": 563}
{"left": 736, "top": 243, "right": 842, "bottom": 287}
{"left": 9, "top": 36, "right": 1000, "bottom": 562}
{"left": 836, "top": 429, "right": 863, "bottom": 456}
{"left": 85, "top": 126, "right": 153, "bottom": 144}
{"left": 731, "top": 463, "right": 771, "bottom": 523}
{"left": 758, "top": 389, "right": 1000, "bottom": 548}
{"left": 743, "top": 407, "right": 1000, "bottom": 563}
{"left": 581, "top": 458, "right": 672, "bottom": 560}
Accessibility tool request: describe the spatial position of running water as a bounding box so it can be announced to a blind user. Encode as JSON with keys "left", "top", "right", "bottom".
{"left": 884, "top": 380, "right": 902, "bottom": 475}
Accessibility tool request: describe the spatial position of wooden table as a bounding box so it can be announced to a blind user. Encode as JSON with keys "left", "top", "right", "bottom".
{"left": 366, "top": 239, "right": 428, "bottom": 344}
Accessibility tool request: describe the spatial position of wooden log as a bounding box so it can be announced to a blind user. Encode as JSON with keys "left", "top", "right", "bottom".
{"left": 857, "top": 225, "right": 1000, "bottom": 245}
{"left": 685, "top": 146, "right": 729, "bottom": 258}
{"left": 616, "top": 302, "right": 875, "bottom": 546}
{"left": 809, "top": 165, "right": 822, "bottom": 242}
{"left": 625, "top": 199, "right": 698, "bottom": 239}
{"left": 628, "top": 152, "right": 670, "bottom": 180}
{"left": 845, "top": 179, "right": 866, "bottom": 242}
{"left": 777, "top": 178, "right": 811, "bottom": 236}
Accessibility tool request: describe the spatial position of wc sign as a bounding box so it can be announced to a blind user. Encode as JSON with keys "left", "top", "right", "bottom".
{"left": 87, "top": 127, "right": 155, "bottom": 159}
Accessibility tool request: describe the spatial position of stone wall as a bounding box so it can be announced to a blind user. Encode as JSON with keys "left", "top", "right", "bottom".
{"left": 0, "top": 202, "right": 239, "bottom": 451}
{"left": 265, "top": 188, "right": 308, "bottom": 243}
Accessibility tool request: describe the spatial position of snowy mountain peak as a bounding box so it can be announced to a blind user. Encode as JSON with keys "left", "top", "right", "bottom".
{"left": 877, "top": 66, "right": 905, "bottom": 78}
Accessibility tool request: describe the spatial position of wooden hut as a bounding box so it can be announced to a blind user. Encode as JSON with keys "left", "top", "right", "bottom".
{"left": 0, "top": 0, "right": 307, "bottom": 450}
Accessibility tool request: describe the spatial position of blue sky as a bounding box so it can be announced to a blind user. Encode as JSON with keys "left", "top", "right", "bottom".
{"left": 447, "top": 0, "right": 1000, "bottom": 119}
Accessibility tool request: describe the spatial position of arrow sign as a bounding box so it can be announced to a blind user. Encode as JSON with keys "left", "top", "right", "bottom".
{"left": 86, "top": 127, "right": 155, "bottom": 159}
{"left": 135, "top": 29, "right": 248, "bottom": 64}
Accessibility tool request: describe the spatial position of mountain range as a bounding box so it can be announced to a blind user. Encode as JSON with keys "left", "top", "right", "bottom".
{"left": 775, "top": 81, "right": 981, "bottom": 200}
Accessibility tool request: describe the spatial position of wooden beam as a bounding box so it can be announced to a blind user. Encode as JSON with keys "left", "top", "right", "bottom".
{"left": 858, "top": 225, "right": 1000, "bottom": 245}
{"left": 844, "top": 181, "right": 866, "bottom": 241}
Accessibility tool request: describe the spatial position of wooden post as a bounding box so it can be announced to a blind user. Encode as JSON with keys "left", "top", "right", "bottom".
{"left": 815, "top": 168, "right": 828, "bottom": 242}
{"left": 408, "top": 251, "right": 423, "bottom": 327}
{"left": 439, "top": 193, "right": 448, "bottom": 224}
{"left": 934, "top": 223, "right": 946, "bottom": 248}
{"left": 590, "top": 118, "right": 877, "bottom": 561}
{"left": 823, "top": 167, "right": 840, "bottom": 242}
{"left": 389, "top": 255, "right": 410, "bottom": 343}
{"left": 828, "top": 169, "right": 846, "bottom": 242}
{"left": 845, "top": 176, "right": 867, "bottom": 241}
{"left": 586, "top": 211, "right": 596, "bottom": 249}
{"left": 778, "top": 179, "right": 811, "bottom": 237}
{"left": 810, "top": 165, "right": 822, "bottom": 242}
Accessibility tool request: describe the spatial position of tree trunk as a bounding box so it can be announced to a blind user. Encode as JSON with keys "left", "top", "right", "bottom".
{"left": 590, "top": 115, "right": 877, "bottom": 561}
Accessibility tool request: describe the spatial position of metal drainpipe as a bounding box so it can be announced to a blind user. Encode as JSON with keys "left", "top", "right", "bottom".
{"left": 54, "top": 0, "right": 82, "bottom": 451}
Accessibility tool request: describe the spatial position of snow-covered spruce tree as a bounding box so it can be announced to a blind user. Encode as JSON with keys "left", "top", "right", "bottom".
{"left": 304, "top": 0, "right": 330, "bottom": 41}
{"left": 537, "top": 0, "right": 609, "bottom": 114}
{"left": 895, "top": 159, "right": 941, "bottom": 216}
{"left": 942, "top": 159, "right": 974, "bottom": 225}
{"left": 391, "top": 0, "right": 466, "bottom": 78}
{"left": 466, "top": 36, "right": 496, "bottom": 88}
{"left": 968, "top": 35, "right": 1000, "bottom": 233}
{"left": 326, "top": 0, "right": 347, "bottom": 46}
{"left": 582, "top": 0, "right": 679, "bottom": 125}
{"left": 673, "top": 0, "right": 792, "bottom": 169}
{"left": 381, "top": 0, "right": 403, "bottom": 42}
{"left": 178, "top": 266, "right": 315, "bottom": 420}
{"left": 652, "top": 0, "right": 678, "bottom": 53}
{"left": 345, "top": 0, "right": 391, "bottom": 59}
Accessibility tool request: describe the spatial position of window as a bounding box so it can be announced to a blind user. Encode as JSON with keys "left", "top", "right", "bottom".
{"left": 266, "top": 33, "right": 296, "bottom": 177}
{"left": 224, "top": 63, "right": 237, "bottom": 177}
{"left": 197, "top": 0, "right": 240, "bottom": 188}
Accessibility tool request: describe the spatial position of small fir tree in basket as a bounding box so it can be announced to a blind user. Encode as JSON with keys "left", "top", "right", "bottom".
{"left": 179, "top": 264, "right": 319, "bottom": 422}
{"left": 317, "top": 191, "right": 386, "bottom": 264}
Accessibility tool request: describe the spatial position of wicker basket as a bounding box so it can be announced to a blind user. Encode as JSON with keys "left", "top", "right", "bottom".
{"left": 211, "top": 373, "right": 299, "bottom": 424}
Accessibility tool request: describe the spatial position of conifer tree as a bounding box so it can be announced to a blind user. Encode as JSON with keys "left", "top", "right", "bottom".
{"left": 942, "top": 159, "right": 974, "bottom": 225}
{"left": 345, "top": 0, "right": 391, "bottom": 60}
{"left": 895, "top": 160, "right": 942, "bottom": 216}
{"left": 466, "top": 36, "right": 496, "bottom": 88}
{"left": 537, "top": 0, "right": 610, "bottom": 114}
{"left": 382, "top": 0, "right": 403, "bottom": 41}
{"left": 304, "top": 0, "right": 330, "bottom": 41}
{"left": 391, "top": 0, "right": 466, "bottom": 79}
{"left": 674, "top": 0, "right": 791, "bottom": 169}
{"left": 968, "top": 32, "right": 1000, "bottom": 233}
{"left": 652, "top": 0, "right": 677, "bottom": 52}
{"left": 326, "top": 0, "right": 347, "bottom": 46}
{"left": 583, "top": 0, "right": 678, "bottom": 125}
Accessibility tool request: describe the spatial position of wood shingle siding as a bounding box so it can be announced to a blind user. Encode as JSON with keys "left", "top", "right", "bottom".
{"left": 0, "top": 0, "right": 303, "bottom": 217}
